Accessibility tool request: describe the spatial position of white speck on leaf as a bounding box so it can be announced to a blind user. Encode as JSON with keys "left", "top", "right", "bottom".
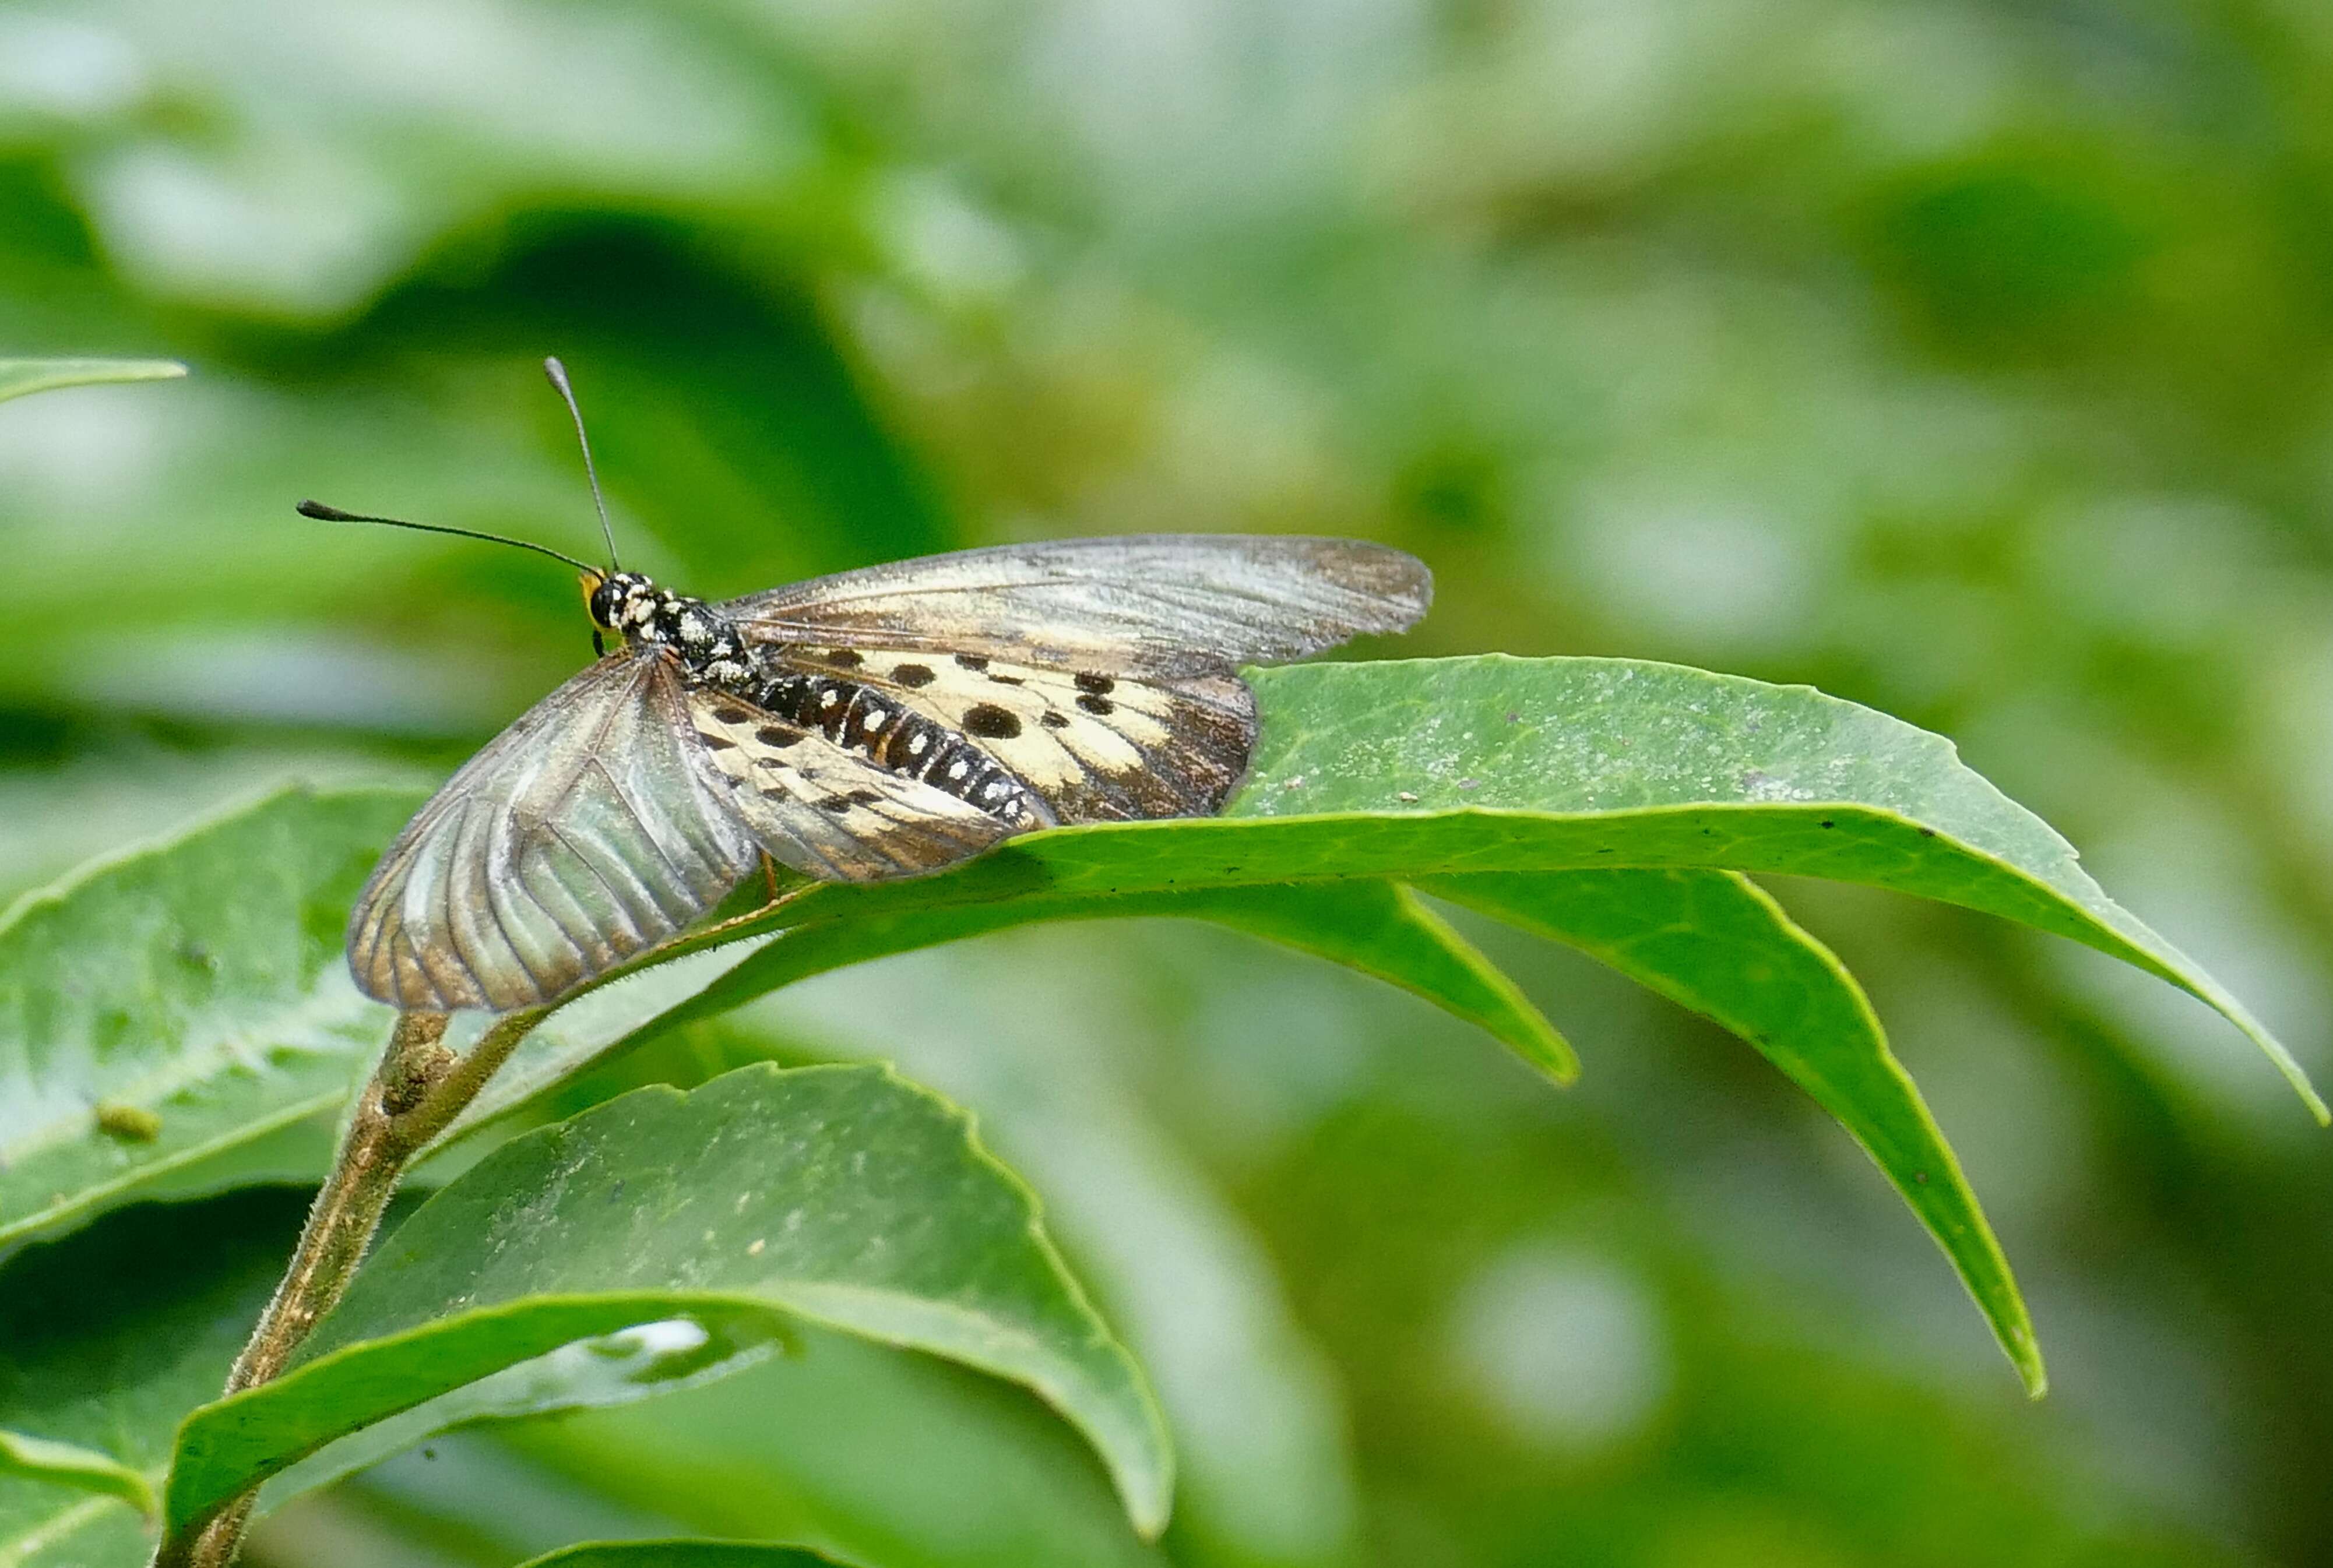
{"left": 1740, "top": 768, "right": 1817, "bottom": 804}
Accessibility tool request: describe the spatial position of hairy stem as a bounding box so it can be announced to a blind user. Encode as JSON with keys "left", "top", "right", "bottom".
{"left": 156, "top": 1006, "right": 547, "bottom": 1568}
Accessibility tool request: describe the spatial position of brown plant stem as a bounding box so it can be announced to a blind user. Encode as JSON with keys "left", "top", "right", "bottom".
{"left": 155, "top": 1005, "right": 547, "bottom": 1568}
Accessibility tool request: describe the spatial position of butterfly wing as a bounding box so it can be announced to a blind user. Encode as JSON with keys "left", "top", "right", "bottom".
{"left": 347, "top": 652, "right": 763, "bottom": 1012}
{"left": 687, "top": 689, "right": 1027, "bottom": 880}
{"left": 722, "top": 534, "right": 1428, "bottom": 822}
{"left": 718, "top": 534, "right": 1430, "bottom": 677}
{"left": 758, "top": 656, "right": 1257, "bottom": 822}
{"left": 350, "top": 655, "right": 1037, "bottom": 1012}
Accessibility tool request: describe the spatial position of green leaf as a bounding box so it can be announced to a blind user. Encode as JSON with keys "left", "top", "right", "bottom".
{"left": 12, "top": 649, "right": 2299, "bottom": 1500}
{"left": 1212, "top": 883, "right": 1574, "bottom": 1080}
{"left": 37, "top": 653, "right": 2295, "bottom": 1257}
{"left": 0, "top": 787, "right": 416, "bottom": 1253}
{"left": 506, "top": 1330, "right": 1169, "bottom": 1568}
{"left": 0, "top": 1188, "right": 311, "bottom": 1568}
{"left": 730, "top": 953, "right": 1367, "bottom": 1567}
{"left": 640, "top": 657, "right": 2315, "bottom": 1120}
{"left": 0, "top": 1185, "right": 1139, "bottom": 1568}
{"left": 519, "top": 1545, "right": 854, "bottom": 1568}
{"left": 1, "top": 787, "right": 1564, "bottom": 1248}
{"left": 1427, "top": 868, "right": 2040, "bottom": 1395}
{"left": 251, "top": 1316, "right": 787, "bottom": 1519}
{"left": 0, "top": 1432, "right": 156, "bottom": 1519}
{"left": 464, "top": 879, "right": 1571, "bottom": 1132}
{"left": 0, "top": 359, "right": 186, "bottom": 405}
{"left": 163, "top": 1064, "right": 1170, "bottom": 1545}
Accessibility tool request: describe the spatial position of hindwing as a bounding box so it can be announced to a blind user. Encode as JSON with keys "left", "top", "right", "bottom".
{"left": 686, "top": 688, "right": 1029, "bottom": 880}
{"left": 348, "top": 653, "right": 1053, "bottom": 1012}
{"left": 347, "top": 653, "right": 761, "bottom": 1013}
{"left": 766, "top": 649, "right": 1257, "bottom": 823}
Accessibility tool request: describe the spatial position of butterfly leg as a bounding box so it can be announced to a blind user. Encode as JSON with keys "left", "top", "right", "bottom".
{"left": 686, "top": 860, "right": 816, "bottom": 949}
{"left": 685, "top": 882, "right": 817, "bottom": 942}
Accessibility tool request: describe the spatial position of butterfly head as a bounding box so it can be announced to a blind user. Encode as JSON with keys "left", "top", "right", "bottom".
{"left": 586, "top": 569, "right": 752, "bottom": 681}
{"left": 586, "top": 570, "right": 659, "bottom": 636}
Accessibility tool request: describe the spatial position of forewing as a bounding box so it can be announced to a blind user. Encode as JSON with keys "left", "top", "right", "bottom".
{"left": 719, "top": 534, "right": 1430, "bottom": 676}
{"left": 347, "top": 654, "right": 759, "bottom": 1012}
{"left": 777, "top": 653, "right": 1259, "bottom": 823}
{"left": 688, "top": 689, "right": 1027, "bottom": 878}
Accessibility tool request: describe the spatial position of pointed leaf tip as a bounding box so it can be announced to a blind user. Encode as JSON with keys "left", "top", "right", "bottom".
{"left": 1427, "top": 867, "right": 2045, "bottom": 1393}
{"left": 0, "top": 357, "right": 187, "bottom": 404}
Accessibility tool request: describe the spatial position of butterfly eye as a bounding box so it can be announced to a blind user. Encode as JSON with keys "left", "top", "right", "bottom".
{"left": 583, "top": 573, "right": 621, "bottom": 629}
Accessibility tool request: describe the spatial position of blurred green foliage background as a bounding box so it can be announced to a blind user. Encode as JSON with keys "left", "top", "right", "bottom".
{"left": 5, "top": 2, "right": 2333, "bottom": 1564}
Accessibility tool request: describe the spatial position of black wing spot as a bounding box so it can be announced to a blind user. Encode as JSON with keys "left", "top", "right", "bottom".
{"left": 1040, "top": 711, "right": 1070, "bottom": 729}
{"left": 701, "top": 732, "right": 738, "bottom": 749}
{"left": 1075, "top": 672, "right": 1116, "bottom": 695}
{"left": 953, "top": 653, "right": 990, "bottom": 671}
{"left": 825, "top": 649, "right": 865, "bottom": 668}
{"left": 818, "top": 795, "right": 854, "bottom": 813}
{"left": 892, "top": 663, "right": 936, "bottom": 688}
{"left": 755, "top": 725, "right": 801, "bottom": 748}
{"left": 713, "top": 706, "right": 754, "bottom": 724}
{"left": 964, "top": 703, "right": 1023, "bottom": 739}
{"left": 847, "top": 788, "right": 884, "bottom": 806}
{"left": 987, "top": 673, "right": 1025, "bottom": 686}
{"left": 1076, "top": 693, "right": 1116, "bottom": 716}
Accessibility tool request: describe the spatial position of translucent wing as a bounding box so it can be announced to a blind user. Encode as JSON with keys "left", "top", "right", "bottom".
{"left": 350, "top": 656, "right": 1040, "bottom": 1012}
{"left": 347, "top": 653, "right": 762, "bottom": 1012}
{"left": 719, "top": 534, "right": 1431, "bottom": 678}
{"left": 687, "top": 688, "right": 1029, "bottom": 879}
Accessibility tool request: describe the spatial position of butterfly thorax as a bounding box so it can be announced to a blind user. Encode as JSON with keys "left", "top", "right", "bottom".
{"left": 589, "top": 570, "right": 752, "bottom": 685}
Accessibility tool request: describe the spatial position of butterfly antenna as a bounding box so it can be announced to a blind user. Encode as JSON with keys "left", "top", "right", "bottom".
{"left": 543, "top": 356, "right": 621, "bottom": 570}
{"left": 296, "top": 499, "right": 601, "bottom": 575}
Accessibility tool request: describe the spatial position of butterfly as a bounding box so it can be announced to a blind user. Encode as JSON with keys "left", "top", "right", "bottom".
{"left": 322, "top": 361, "right": 1430, "bottom": 1014}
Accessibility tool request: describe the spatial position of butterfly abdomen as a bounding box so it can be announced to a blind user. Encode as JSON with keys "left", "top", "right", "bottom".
{"left": 747, "top": 665, "right": 1048, "bottom": 827}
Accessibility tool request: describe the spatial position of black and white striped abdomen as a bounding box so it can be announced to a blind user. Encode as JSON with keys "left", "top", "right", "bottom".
{"left": 746, "top": 665, "right": 1050, "bottom": 827}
